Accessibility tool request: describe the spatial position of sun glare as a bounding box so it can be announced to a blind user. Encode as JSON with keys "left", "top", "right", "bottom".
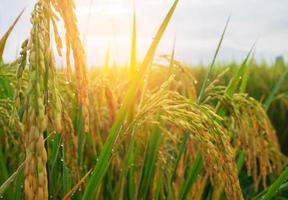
{"left": 1, "top": 0, "right": 288, "bottom": 200}
{"left": 75, "top": 1, "right": 135, "bottom": 67}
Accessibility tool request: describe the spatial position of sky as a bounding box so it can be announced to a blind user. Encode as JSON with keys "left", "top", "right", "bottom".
{"left": 0, "top": 0, "right": 288, "bottom": 66}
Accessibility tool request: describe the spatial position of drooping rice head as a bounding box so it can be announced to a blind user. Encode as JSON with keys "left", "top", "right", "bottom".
{"left": 206, "top": 86, "right": 286, "bottom": 190}
{"left": 112, "top": 78, "right": 243, "bottom": 200}
{"left": 23, "top": 2, "right": 49, "bottom": 199}
{"left": 48, "top": 0, "right": 90, "bottom": 133}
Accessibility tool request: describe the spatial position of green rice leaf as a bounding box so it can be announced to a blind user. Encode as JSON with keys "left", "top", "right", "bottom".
{"left": 0, "top": 9, "right": 24, "bottom": 63}
{"left": 253, "top": 167, "right": 288, "bottom": 200}
{"left": 82, "top": 1, "right": 179, "bottom": 199}
{"left": 197, "top": 16, "right": 230, "bottom": 104}
{"left": 264, "top": 68, "right": 288, "bottom": 111}
{"left": 178, "top": 153, "right": 203, "bottom": 200}
{"left": 137, "top": 124, "right": 163, "bottom": 199}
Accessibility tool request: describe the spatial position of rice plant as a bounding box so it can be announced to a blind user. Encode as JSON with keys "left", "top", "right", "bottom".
{"left": 0, "top": 0, "right": 288, "bottom": 200}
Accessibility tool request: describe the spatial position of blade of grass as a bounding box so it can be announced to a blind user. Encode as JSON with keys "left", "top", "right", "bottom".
{"left": 253, "top": 167, "right": 288, "bottom": 200}
{"left": 0, "top": 146, "right": 8, "bottom": 184}
{"left": 82, "top": 1, "right": 179, "bottom": 199}
{"left": 168, "top": 38, "right": 176, "bottom": 74}
{"left": 171, "top": 131, "right": 189, "bottom": 181}
{"left": 239, "top": 58, "right": 253, "bottom": 93}
{"left": 76, "top": 107, "right": 86, "bottom": 168}
{"left": 178, "top": 153, "right": 203, "bottom": 200}
{"left": 154, "top": 170, "right": 164, "bottom": 200}
{"left": 0, "top": 161, "right": 25, "bottom": 196}
{"left": 113, "top": 128, "right": 136, "bottom": 200}
{"left": 62, "top": 169, "right": 92, "bottom": 200}
{"left": 137, "top": 124, "right": 163, "bottom": 199}
{"left": 130, "top": 4, "right": 137, "bottom": 80}
{"left": 62, "top": 145, "right": 71, "bottom": 196}
{"left": 0, "top": 78, "right": 13, "bottom": 99}
{"left": 236, "top": 150, "right": 246, "bottom": 172}
{"left": 125, "top": 162, "right": 136, "bottom": 200}
{"left": 264, "top": 68, "right": 288, "bottom": 111}
{"left": 197, "top": 16, "right": 230, "bottom": 104}
{"left": 12, "top": 169, "right": 23, "bottom": 200}
{"left": 226, "top": 42, "right": 256, "bottom": 97}
{"left": 128, "top": 7, "right": 137, "bottom": 122}
{"left": 216, "top": 42, "right": 256, "bottom": 116}
{"left": 0, "top": 148, "right": 9, "bottom": 199}
{"left": 49, "top": 133, "right": 62, "bottom": 181}
{"left": 48, "top": 133, "right": 62, "bottom": 196}
{"left": 276, "top": 182, "right": 288, "bottom": 195}
{"left": 0, "top": 9, "right": 24, "bottom": 63}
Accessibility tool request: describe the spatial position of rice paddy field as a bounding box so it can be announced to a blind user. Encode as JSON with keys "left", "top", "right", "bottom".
{"left": 0, "top": 0, "right": 288, "bottom": 200}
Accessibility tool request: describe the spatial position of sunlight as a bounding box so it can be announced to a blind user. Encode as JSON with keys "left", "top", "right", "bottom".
{"left": 75, "top": 0, "right": 134, "bottom": 66}
{"left": 76, "top": 2, "right": 130, "bottom": 16}
{"left": 1, "top": 1, "right": 288, "bottom": 200}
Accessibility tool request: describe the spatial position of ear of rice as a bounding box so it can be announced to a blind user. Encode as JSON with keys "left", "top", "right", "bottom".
{"left": 23, "top": 3, "right": 49, "bottom": 199}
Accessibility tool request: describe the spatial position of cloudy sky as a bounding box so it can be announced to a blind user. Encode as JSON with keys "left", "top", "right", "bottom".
{"left": 0, "top": 0, "right": 288, "bottom": 66}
